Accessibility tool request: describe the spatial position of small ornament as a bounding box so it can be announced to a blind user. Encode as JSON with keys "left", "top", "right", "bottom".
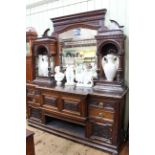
{"left": 75, "top": 64, "right": 94, "bottom": 88}
{"left": 54, "top": 66, "right": 64, "bottom": 86}
{"left": 65, "top": 65, "right": 75, "bottom": 86}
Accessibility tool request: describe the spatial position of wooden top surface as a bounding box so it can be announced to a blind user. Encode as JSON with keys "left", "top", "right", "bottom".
{"left": 27, "top": 83, "right": 128, "bottom": 99}
{"left": 26, "top": 129, "right": 34, "bottom": 138}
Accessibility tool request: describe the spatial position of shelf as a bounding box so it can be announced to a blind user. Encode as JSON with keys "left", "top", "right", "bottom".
{"left": 45, "top": 115, "right": 85, "bottom": 138}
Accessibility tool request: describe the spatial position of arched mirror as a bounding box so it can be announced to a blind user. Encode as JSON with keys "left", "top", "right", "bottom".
{"left": 57, "top": 27, "right": 98, "bottom": 87}
{"left": 59, "top": 28, "right": 97, "bottom": 69}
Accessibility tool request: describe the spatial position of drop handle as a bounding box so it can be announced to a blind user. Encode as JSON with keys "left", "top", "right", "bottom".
{"left": 98, "top": 102, "right": 104, "bottom": 107}
{"left": 98, "top": 112, "right": 104, "bottom": 118}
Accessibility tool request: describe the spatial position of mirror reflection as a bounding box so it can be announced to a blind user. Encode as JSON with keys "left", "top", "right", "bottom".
{"left": 59, "top": 28, "right": 97, "bottom": 69}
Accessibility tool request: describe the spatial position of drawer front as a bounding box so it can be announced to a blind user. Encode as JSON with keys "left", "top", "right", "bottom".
{"left": 89, "top": 106, "right": 114, "bottom": 122}
{"left": 89, "top": 97, "right": 116, "bottom": 112}
{"left": 89, "top": 121, "right": 113, "bottom": 144}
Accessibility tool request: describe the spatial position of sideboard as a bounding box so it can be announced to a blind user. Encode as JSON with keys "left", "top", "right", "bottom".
{"left": 27, "top": 83, "right": 127, "bottom": 155}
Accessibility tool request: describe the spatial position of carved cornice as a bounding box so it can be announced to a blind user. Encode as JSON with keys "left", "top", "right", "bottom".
{"left": 51, "top": 9, "right": 107, "bottom": 34}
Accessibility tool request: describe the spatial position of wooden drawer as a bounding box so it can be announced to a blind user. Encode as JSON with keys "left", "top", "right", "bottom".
{"left": 89, "top": 106, "right": 114, "bottom": 122}
{"left": 88, "top": 97, "right": 116, "bottom": 112}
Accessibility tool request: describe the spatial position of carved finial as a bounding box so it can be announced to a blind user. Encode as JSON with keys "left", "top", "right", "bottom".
{"left": 42, "top": 28, "right": 50, "bottom": 37}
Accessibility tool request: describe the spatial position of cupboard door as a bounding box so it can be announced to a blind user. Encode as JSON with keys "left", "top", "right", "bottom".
{"left": 61, "top": 97, "right": 81, "bottom": 116}
{"left": 42, "top": 93, "right": 59, "bottom": 110}
{"left": 89, "top": 121, "right": 113, "bottom": 144}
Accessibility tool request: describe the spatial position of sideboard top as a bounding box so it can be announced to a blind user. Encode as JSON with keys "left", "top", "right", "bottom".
{"left": 26, "top": 83, "right": 128, "bottom": 99}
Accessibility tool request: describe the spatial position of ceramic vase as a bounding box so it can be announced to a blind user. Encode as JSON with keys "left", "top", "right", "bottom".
{"left": 38, "top": 55, "right": 48, "bottom": 77}
{"left": 102, "top": 54, "right": 119, "bottom": 82}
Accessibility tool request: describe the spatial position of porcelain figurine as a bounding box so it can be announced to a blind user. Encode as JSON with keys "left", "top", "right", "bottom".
{"left": 90, "top": 63, "right": 97, "bottom": 79}
{"left": 75, "top": 64, "right": 83, "bottom": 85}
{"left": 38, "top": 55, "right": 48, "bottom": 77}
{"left": 83, "top": 65, "right": 94, "bottom": 87}
{"left": 102, "top": 54, "right": 119, "bottom": 81}
{"left": 75, "top": 64, "right": 94, "bottom": 87}
{"left": 54, "top": 66, "right": 64, "bottom": 86}
{"left": 65, "top": 65, "right": 75, "bottom": 86}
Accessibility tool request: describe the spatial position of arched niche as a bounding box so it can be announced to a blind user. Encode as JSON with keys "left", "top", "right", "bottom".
{"left": 98, "top": 42, "right": 119, "bottom": 81}
{"left": 34, "top": 45, "right": 48, "bottom": 56}
{"left": 33, "top": 45, "right": 54, "bottom": 78}
{"left": 99, "top": 43, "right": 119, "bottom": 57}
{"left": 96, "top": 40, "right": 124, "bottom": 85}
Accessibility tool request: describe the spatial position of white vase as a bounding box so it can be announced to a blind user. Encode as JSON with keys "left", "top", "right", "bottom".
{"left": 102, "top": 54, "right": 119, "bottom": 82}
{"left": 38, "top": 55, "right": 48, "bottom": 77}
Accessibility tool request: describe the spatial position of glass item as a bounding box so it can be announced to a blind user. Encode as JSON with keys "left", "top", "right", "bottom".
{"left": 62, "top": 46, "right": 96, "bottom": 67}
{"left": 59, "top": 28, "right": 97, "bottom": 68}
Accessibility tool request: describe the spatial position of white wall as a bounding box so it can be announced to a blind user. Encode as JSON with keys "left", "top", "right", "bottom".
{"left": 26, "top": 0, "right": 129, "bottom": 129}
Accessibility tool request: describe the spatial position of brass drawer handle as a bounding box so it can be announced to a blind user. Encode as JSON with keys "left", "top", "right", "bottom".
{"left": 98, "top": 112, "right": 104, "bottom": 118}
{"left": 98, "top": 102, "right": 104, "bottom": 107}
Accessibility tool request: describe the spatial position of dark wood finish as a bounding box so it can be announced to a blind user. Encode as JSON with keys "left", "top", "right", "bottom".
{"left": 26, "top": 28, "right": 38, "bottom": 116}
{"left": 32, "top": 37, "right": 57, "bottom": 86}
{"left": 51, "top": 9, "right": 107, "bottom": 34}
{"left": 51, "top": 9, "right": 107, "bottom": 68}
{"left": 27, "top": 83, "right": 128, "bottom": 155}
{"left": 26, "top": 129, "right": 35, "bottom": 155}
{"left": 94, "top": 20, "right": 126, "bottom": 92}
{"left": 26, "top": 27, "right": 38, "bottom": 82}
{"left": 26, "top": 9, "right": 128, "bottom": 155}
{"left": 26, "top": 56, "right": 33, "bottom": 83}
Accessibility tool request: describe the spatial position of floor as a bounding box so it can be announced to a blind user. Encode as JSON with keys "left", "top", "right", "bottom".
{"left": 27, "top": 125, "right": 129, "bottom": 155}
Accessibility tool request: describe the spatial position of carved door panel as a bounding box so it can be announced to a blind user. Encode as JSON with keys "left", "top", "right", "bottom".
{"left": 61, "top": 97, "right": 81, "bottom": 116}
{"left": 61, "top": 95, "right": 87, "bottom": 117}
{"left": 89, "top": 120, "right": 113, "bottom": 144}
{"left": 41, "top": 91, "right": 59, "bottom": 111}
